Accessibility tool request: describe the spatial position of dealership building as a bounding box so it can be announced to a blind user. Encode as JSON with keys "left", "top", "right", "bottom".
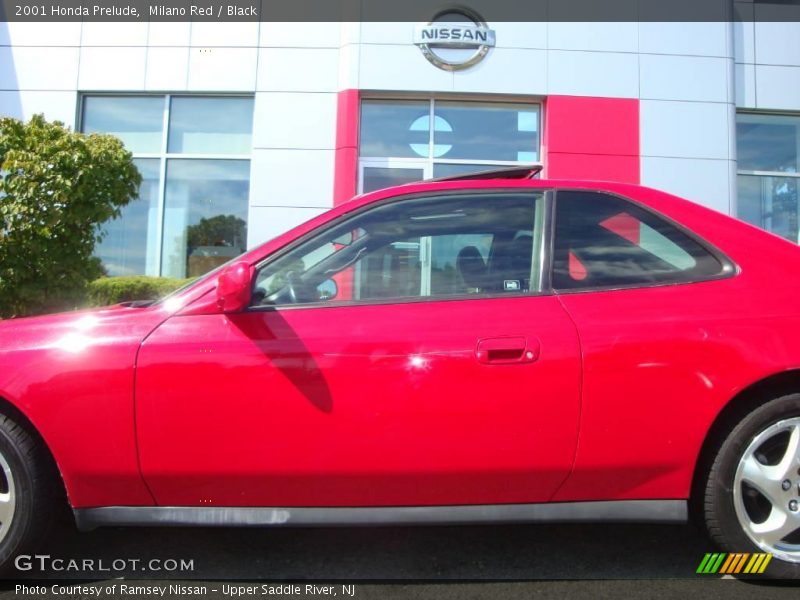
{"left": 1, "top": 16, "right": 799, "bottom": 279}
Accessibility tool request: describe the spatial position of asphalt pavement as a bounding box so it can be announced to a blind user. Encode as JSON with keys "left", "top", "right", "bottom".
{"left": 0, "top": 521, "right": 797, "bottom": 599}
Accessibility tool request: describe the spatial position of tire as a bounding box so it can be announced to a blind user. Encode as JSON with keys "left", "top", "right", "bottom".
{"left": 0, "top": 411, "right": 60, "bottom": 576}
{"left": 703, "top": 393, "right": 800, "bottom": 579}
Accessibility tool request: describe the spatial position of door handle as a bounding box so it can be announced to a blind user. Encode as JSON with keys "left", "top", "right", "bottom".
{"left": 475, "top": 336, "right": 539, "bottom": 365}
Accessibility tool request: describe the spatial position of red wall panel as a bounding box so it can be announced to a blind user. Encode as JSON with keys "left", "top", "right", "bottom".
{"left": 333, "top": 89, "right": 360, "bottom": 206}
{"left": 544, "top": 95, "right": 640, "bottom": 184}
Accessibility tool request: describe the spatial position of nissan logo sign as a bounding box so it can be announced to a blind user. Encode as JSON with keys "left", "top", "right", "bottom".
{"left": 413, "top": 8, "right": 496, "bottom": 71}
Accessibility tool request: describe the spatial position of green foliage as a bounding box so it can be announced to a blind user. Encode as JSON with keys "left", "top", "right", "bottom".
{"left": 86, "top": 276, "right": 194, "bottom": 307}
{"left": 0, "top": 114, "right": 141, "bottom": 317}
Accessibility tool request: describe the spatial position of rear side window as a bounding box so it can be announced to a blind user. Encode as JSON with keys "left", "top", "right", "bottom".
{"left": 552, "top": 191, "right": 725, "bottom": 290}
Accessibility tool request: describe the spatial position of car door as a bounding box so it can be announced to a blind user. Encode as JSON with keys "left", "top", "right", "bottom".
{"left": 135, "top": 190, "right": 582, "bottom": 507}
{"left": 547, "top": 190, "right": 738, "bottom": 503}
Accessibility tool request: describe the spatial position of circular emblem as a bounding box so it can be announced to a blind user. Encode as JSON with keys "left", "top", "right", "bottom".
{"left": 413, "top": 8, "right": 496, "bottom": 71}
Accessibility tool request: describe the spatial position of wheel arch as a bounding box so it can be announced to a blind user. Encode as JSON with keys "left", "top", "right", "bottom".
{"left": 0, "top": 395, "right": 70, "bottom": 506}
{"left": 689, "top": 369, "right": 800, "bottom": 523}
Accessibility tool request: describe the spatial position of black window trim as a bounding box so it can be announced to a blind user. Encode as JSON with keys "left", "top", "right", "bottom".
{"left": 549, "top": 188, "right": 739, "bottom": 295}
{"left": 247, "top": 188, "right": 552, "bottom": 313}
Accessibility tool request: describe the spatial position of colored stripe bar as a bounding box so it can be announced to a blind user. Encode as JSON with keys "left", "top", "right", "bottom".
{"left": 744, "top": 554, "right": 761, "bottom": 574}
{"left": 733, "top": 553, "right": 750, "bottom": 574}
{"left": 758, "top": 554, "right": 772, "bottom": 574}
{"left": 719, "top": 553, "right": 736, "bottom": 574}
{"left": 697, "top": 553, "right": 714, "bottom": 574}
{"left": 698, "top": 552, "right": 772, "bottom": 575}
{"left": 710, "top": 553, "right": 726, "bottom": 574}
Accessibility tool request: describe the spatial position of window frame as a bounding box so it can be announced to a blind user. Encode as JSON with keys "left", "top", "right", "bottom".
{"left": 247, "top": 188, "right": 553, "bottom": 312}
{"left": 549, "top": 189, "right": 738, "bottom": 295}
{"left": 79, "top": 93, "right": 254, "bottom": 277}
{"left": 735, "top": 110, "right": 800, "bottom": 242}
{"left": 357, "top": 97, "right": 543, "bottom": 194}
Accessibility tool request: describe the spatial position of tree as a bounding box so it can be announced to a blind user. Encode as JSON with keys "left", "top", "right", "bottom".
{"left": 0, "top": 114, "right": 141, "bottom": 317}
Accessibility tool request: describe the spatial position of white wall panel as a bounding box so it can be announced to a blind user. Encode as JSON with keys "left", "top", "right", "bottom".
{"left": 0, "top": 91, "right": 77, "bottom": 124}
{"left": 359, "top": 22, "right": 415, "bottom": 45}
{"left": 247, "top": 206, "right": 327, "bottom": 248}
{"left": 3, "top": 22, "right": 81, "bottom": 46}
{"left": 250, "top": 149, "right": 335, "bottom": 208}
{"left": 190, "top": 22, "right": 259, "bottom": 47}
{"left": 547, "top": 50, "right": 638, "bottom": 98}
{"left": 548, "top": 22, "right": 637, "bottom": 53}
{"left": 453, "top": 48, "right": 547, "bottom": 95}
{"left": 78, "top": 46, "right": 146, "bottom": 90}
{"left": 81, "top": 22, "right": 148, "bottom": 46}
{"left": 147, "top": 22, "right": 192, "bottom": 47}
{"left": 641, "top": 100, "right": 731, "bottom": 160}
{"left": 640, "top": 54, "right": 729, "bottom": 103}
{"left": 337, "top": 43, "right": 360, "bottom": 90}
{"left": 0, "top": 46, "right": 79, "bottom": 90}
{"left": 252, "top": 92, "right": 337, "bottom": 149}
{"left": 754, "top": 22, "right": 800, "bottom": 66}
{"left": 187, "top": 47, "right": 257, "bottom": 91}
{"left": 359, "top": 44, "right": 453, "bottom": 92}
{"left": 641, "top": 156, "right": 733, "bottom": 214}
{"left": 489, "top": 22, "right": 547, "bottom": 49}
{"left": 735, "top": 63, "right": 756, "bottom": 107}
{"left": 755, "top": 65, "right": 800, "bottom": 110}
{"left": 733, "top": 19, "right": 755, "bottom": 64}
{"left": 145, "top": 47, "right": 190, "bottom": 90}
{"left": 639, "top": 22, "right": 729, "bottom": 57}
{"left": 257, "top": 48, "right": 339, "bottom": 92}
{"left": 259, "top": 22, "right": 341, "bottom": 48}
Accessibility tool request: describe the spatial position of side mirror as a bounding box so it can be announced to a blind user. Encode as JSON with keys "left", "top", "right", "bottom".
{"left": 216, "top": 260, "right": 254, "bottom": 313}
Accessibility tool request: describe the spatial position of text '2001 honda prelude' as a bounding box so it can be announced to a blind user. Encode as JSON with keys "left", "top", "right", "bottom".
{"left": 1, "top": 168, "right": 800, "bottom": 577}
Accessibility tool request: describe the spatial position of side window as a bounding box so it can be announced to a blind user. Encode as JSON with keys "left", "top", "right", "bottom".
{"left": 252, "top": 193, "right": 543, "bottom": 307}
{"left": 552, "top": 191, "right": 725, "bottom": 290}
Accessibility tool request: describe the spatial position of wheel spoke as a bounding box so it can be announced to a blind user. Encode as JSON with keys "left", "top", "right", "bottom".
{"left": 740, "top": 452, "right": 783, "bottom": 506}
{"left": 751, "top": 505, "right": 800, "bottom": 547}
{"left": 0, "top": 492, "right": 14, "bottom": 526}
{"left": 773, "top": 424, "right": 800, "bottom": 481}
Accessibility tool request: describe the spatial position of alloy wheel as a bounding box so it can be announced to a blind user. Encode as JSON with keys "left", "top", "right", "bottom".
{"left": 733, "top": 417, "right": 800, "bottom": 563}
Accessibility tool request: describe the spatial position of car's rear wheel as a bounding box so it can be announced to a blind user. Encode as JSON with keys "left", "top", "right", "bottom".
{"left": 0, "top": 411, "right": 59, "bottom": 575}
{"left": 704, "top": 393, "right": 800, "bottom": 579}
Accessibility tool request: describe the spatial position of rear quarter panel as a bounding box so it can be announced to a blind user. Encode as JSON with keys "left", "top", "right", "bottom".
{"left": 553, "top": 184, "right": 800, "bottom": 501}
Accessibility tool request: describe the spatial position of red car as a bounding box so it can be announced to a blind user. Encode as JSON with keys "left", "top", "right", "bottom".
{"left": 1, "top": 168, "right": 799, "bottom": 577}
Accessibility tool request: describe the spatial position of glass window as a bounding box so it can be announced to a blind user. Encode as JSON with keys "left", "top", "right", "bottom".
{"left": 434, "top": 102, "right": 539, "bottom": 162}
{"left": 552, "top": 191, "right": 724, "bottom": 290}
{"left": 360, "top": 100, "right": 430, "bottom": 158}
{"left": 94, "top": 158, "right": 160, "bottom": 276}
{"left": 82, "top": 95, "right": 254, "bottom": 277}
{"left": 362, "top": 167, "right": 424, "bottom": 192}
{"left": 736, "top": 113, "right": 800, "bottom": 242}
{"left": 168, "top": 97, "right": 254, "bottom": 155}
{"left": 737, "top": 113, "right": 799, "bottom": 173}
{"left": 253, "top": 193, "right": 544, "bottom": 307}
{"left": 433, "top": 163, "right": 490, "bottom": 178}
{"left": 738, "top": 174, "right": 799, "bottom": 242}
{"left": 161, "top": 159, "right": 250, "bottom": 279}
{"left": 358, "top": 99, "right": 541, "bottom": 194}
{"left": 82, "top": 96, "right": 164, "bottom": 154}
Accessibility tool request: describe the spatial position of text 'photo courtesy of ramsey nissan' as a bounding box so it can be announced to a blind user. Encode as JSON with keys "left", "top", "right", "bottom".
{"left": 1, "top": 1, "right": 800, "bottom": 599}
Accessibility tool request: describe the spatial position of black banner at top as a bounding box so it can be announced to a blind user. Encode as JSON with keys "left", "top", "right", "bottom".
{"left": 1, "top": 0, "right": 799, "bottom": 22}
